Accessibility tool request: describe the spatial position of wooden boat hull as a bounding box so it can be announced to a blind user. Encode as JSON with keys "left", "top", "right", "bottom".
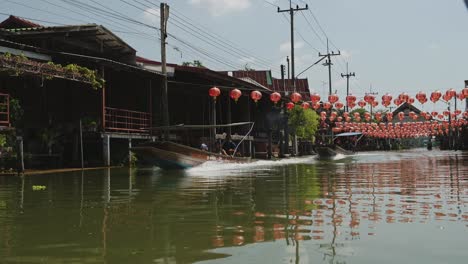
{"left": 316, "top": 145, "right": 354, "bottom": 159}
{"left": 131, "top": 141, "right": 251, "bottom": 170}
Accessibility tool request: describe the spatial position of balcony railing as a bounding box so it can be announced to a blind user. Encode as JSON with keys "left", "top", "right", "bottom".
{"left": 0, "top": 93, "right": 10, "bottom": 127}
{"left": 104, "top": 107, "right": 151, "bottom": 134}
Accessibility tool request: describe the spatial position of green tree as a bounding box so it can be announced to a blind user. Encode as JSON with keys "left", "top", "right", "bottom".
{"left": 288, "top": 105, "right": 319, "bottom": 140}
{"left": 349, "top": 108, "right": 367, "bottom": 121}
{"left": 182, "top": 60, "right": 204, "bottom": 67}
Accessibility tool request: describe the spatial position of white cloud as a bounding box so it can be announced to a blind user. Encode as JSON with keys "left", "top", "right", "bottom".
{"left": 189, "top": 0, "right": 251, "bottom": 17}
{"left": 142, "top": 7, "right": 160, "bottom": 25}
{"left": 279, "top": 41, "right": 305, "bottom": 53}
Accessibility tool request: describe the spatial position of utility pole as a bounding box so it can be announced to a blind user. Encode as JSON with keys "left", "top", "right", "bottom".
{"left": 286, "top": 56, "right": 290, "bottom": 80}
{"left": 160, "top": 2, "right": 170, "bottom": 140}
{"left": 281, "top": 64, "right": 286, "bottom": 93}
{"left": 341, "top": 62, "right": 355, "bottom": 112}
{"left": 278, "top": 1, "right": 308, "bottom": 91}
{"left": 319, "top": 39, "right": 340, "bottom": 95}
{"left": 365, "top": 84, "right": 378, "bottom": 115}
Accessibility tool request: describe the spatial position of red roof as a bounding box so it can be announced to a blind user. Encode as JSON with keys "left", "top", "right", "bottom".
{"left": 0, "top": 15, "right": 41, "bottom": 29}
{"left": 224, "top": 70, "right": 310, "bottom": 98}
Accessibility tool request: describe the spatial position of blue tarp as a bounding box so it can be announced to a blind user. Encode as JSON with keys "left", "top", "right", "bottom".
{"left": 335, "top": 132, "right": 363, "bottom": 137}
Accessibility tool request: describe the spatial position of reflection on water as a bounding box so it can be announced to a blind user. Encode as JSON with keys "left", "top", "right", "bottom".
{"left": 0, "top": 150, "right": 467, "bottom": 263}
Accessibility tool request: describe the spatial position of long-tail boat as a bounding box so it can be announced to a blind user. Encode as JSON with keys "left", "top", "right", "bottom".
{"left": 315, "top": 132, "right": 363, "bottom": 159}
{"left": 131, "top": 122, "right": 254, "bottom": 169}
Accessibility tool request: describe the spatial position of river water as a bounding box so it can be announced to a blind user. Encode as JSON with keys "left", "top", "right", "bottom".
{"left": 0, "top": 149, "right": 467, "bottom": 264}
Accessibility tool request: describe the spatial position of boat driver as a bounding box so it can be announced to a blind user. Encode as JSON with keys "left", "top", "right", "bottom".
{"left": 222, "top": 135, "right": 237, "bottom": 155}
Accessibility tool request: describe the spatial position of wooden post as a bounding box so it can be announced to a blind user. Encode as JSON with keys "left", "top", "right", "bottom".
{"left": 103, "top": 134, "right": 110, "bottom": 166}
{"left": 267, "top": 129, "right": 273, "bottom": 159}
{"left": 227, "top": 96, "right": 232, "bottom": 137}
{"left": 16, "top": 136, "right": 24, "bottom": 174}
{"left": 128, "top": 138, "right": 132, "bottom": 167}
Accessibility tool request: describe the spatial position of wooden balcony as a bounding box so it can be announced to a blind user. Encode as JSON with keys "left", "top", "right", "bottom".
{"left": 0, "top": 93, "right": 10, "bottom": 128}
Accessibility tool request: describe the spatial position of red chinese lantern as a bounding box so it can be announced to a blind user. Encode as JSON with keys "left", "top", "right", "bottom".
{"left": 290, "top": 92, "right": 302, "bottom": 103}
{"left": 334, "top": 101, "right": 344, "bottom": 109}
{"left": 312, "top": 102, "right": 321, "bottom": 110}
{"left": 442, "top": 94, "right": 450, "bottom": 102}
{"left": 462, "top": 88, "right": 468, "bottom": 99}
{"left": 382, "top": 100, "right": 391, "bottom": 107}
{"left": 398, "top": 112, "right": 405, "bottom": 121}
{"left": 323, "top": 102, "right": 332, "bottom": 110}
{"left": 328, "top": 93, "right": 339, "bottom": 104}
{"left": 358, "top": 100, "right": 367, "bottom": 108}
{"left": 250, "top": 90, "right": 262, "bottom": 103}
{"left": 230, "top": 89, "right": 242, "bottom": 102}
{"left": 443, "top": 110, "right": 450, "bottom": 116}
{"left": 301, "top": 102, "right": 310, "bottom": 109}
{"left": 209, "top": 86, "right": 221, "bottom": 100}
{"left": 415, "top": 91, "right": 427, "bottom": 104}
{"left": 382, "top": 93, "right": 392, "bottom": 103}
{"left": 398, "top": 93, "right": 409, "bottom": 103}
{"left": 407, "top": 97, "right": 415, "bottom": 105}
{"left": 431, "top": 111, "right": 438, "bottom": 117}
{"left": 364, "top": 94, "right": 375, "bottom": 103}
{"left": 430, "top": 91, "right": 442, "bottom": 102}
{"left": 386, "top": 112, "right": 393, "bottom": 121}
{"left": 348, "top": 102, "right": 356, "bottom": 109}
{"left": 270, "top": 92, "right": 281, "bottom": 104}
{"left": 371, "top": 101, "right": 379, "bottom": 107}
{"left": 393, "top": 98, "right": 402, "bottom": 106}
{"left": 454, "top": 109, "right": 462, "bottom": 116}
{"left": 310, "top": 93, "right": 321, "bottom": 104}
{"left": 445, "top": 88, "right": 456, "bottom": 100}
{"left": 286, "top": 102, "right": 295, "bottom": 110}
{"left": 346, "top": 94, "right": 357, "bottom": 103}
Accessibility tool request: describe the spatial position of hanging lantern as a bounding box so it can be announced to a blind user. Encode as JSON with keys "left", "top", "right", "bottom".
{"left": 250, "top": 90, "right": 262, "bottom": 103}
{"left": 430, "top": 91, "right": 442, "bottom": 102}
{"left": 323, "top": 102, "right": 332, "bottom": 110}
{"left": 382, "top": 93, "right": 392, "bottom": 103}
{"left": 364, "top": 94, "right": 375, "bottom": 104}
{"left": 398, "top": 112, "right": 405, "bottom": 121}
{"left": 371, "top": 101, "right": 379, "bottom": 107}
{"left": 310, "top": 93, "right": 321, "bottom": 104}
{"left": 209, "top": 86, "right": 221, "bottom": 100}
{"left": 348, "top": 102, "right": 356, "bottom": 109}
{"left": 394, "top": 98, "right": 402, "bottom": 106}
{"left": 415, "top": 91, "right": 427, "bottom": 104}
{"left": 312, "top": 102, "right": 321, "bottom": 110}
{"left": 407, "top": 97, "right": 415, "bottom": 105}
{"left": 328, "top": 93, "right": 339, "bottom": 104}
{"left": 458, "top": 92, "right": 465, "bottom": 101}
{"left": 270, "top": 92, "right": 281, "bottom": 104}
{"left": 454, "top": 109, "right": 462, "bottom": 116}
{"left": 301, "top": 102, "right": 310, "bottom": 109}
{"left": 286, "top": 102, "right": 295, "bottom": 110}
{"left": 230, "top": 89, "right": 242, "bottom": 102}
{"left": 334, "top": 101, "right": 344, "bottom": 110}
{"left": 291, "top": 92, "right": 302, "bottom": 103}
{"left": 346, "top": 94, "right": 357, "bottom": 104}
{"left": 443, "top": 110, "right": 450, "bottom": 116}
{"left": 382, "top": 100, "right": 391, "bottom": 107}
{"left": 398, "top": 93, "right": 409, "bottom": 103}
{"left": 462, "top": 88, "right": 468, "bottom": 99}
{"left": 442, "top": 94, "right": 450, "bottom": 102}
{"left": 358, "top": 100, "right": 367, "bottom": 108}
{"left": 445, "top": 88, "right": 456, "bottom": 100}
{"left": 386, "top": 112, "right": 393, "bottom": 122}
{"left": 375, "top": 112, "right": 382, "bottom": 122}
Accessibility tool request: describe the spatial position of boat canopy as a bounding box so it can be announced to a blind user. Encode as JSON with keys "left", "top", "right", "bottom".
{"left": 334, "top": 132, "right": 363, "bottom": 137}
{"left": 150, "top": 122, "right": 254, "bottom": 131}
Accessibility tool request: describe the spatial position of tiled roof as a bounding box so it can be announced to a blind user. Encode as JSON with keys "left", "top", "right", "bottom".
{"left": 0, "top": 15, "right": 41, "bottom": 29}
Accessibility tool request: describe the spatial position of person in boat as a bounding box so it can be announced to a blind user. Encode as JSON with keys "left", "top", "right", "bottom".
{"left": 200, "top": 142, "right": 209, "bottom": 151}
{"left": 215, "top": 140, "right": 228, "bottom": 155}
{"left": 222, "top": 135, "right": 237, "bottom": 156}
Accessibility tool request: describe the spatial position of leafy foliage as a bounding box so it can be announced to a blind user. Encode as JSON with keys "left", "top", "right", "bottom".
{"left": 288, "top": 105, "right": 319, "bottom": 140}
{"left": 1, "top": 53, "right": 105, "bottom": 89}
{"left": 182, "top": 60, "right": 204, "bottom": 67}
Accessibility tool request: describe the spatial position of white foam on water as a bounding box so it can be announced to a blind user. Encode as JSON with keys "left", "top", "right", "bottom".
{"left": 186, "top": 156, "right": 317, "bottom": 177}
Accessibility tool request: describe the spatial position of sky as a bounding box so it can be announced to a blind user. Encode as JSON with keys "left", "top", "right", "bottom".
{"left": 2, "top": 0, "right": 468, "bottom": 112}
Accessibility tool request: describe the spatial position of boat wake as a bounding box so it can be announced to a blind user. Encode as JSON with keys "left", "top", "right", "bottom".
{"left": 186, "top": 156, "right": 316, "bottom": 176}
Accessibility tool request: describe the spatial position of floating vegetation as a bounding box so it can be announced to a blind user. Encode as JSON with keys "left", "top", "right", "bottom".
{"left": 32, "top": 185, "right": 47, "bottom": 191}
